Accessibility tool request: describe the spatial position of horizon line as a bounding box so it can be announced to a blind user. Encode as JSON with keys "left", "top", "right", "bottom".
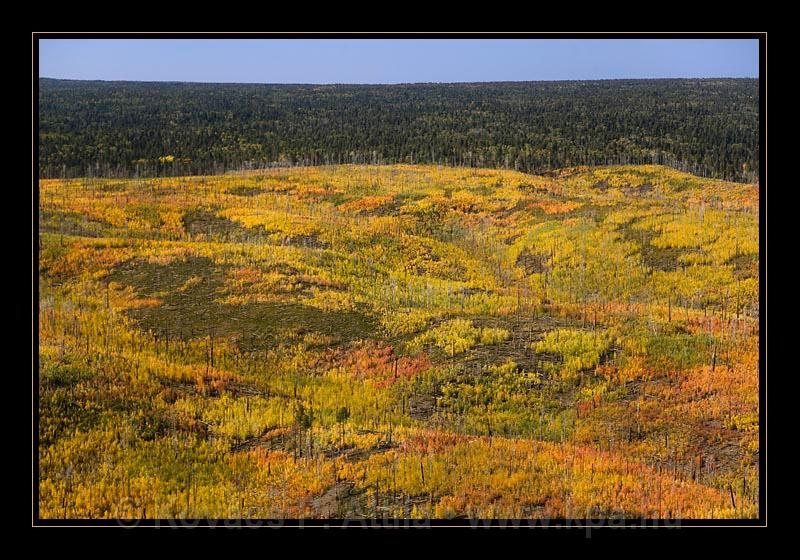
{"left": 39, "top": 75, "right": 759, "bottom": 86}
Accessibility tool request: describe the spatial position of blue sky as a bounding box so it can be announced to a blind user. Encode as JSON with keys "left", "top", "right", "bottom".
{"left": 38, "top": 38, "right": 759, "bottom": 84}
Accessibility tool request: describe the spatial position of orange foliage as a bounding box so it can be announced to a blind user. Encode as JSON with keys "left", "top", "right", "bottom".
{"left": 338, "top": 341, "right": 431, "bottom": 387}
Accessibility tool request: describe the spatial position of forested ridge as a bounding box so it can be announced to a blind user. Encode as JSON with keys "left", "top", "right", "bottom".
{"left": 38, "top": 78, "right": 759, "bottom": 182}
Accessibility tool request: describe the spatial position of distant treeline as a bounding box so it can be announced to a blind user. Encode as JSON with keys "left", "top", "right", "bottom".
{"left": 38, "top": 78, "right": 759, "bottom": 182}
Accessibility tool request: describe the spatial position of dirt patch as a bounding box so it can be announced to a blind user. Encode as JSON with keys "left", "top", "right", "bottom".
{"left": 108, "top": 255, "right": 377, "bottom": 349}
{"left": 617, "top": 219, "right": 687, "bottom": 272}
{"left": 273, "top": 233, "right": 331, "bottom": 250}
{"left": 230, "top": 427, "right": 292, "bottom": 454}
{"left": 226, "top": 185, "right": 264, "bottom": 197}
{"left": 621, "top": 182, "right": 655, "bottom": 196}
{"left": 96, "top": 182, "right": 127, "bottom": 193}
{"left": 338, "top": 442, "right": 397, "bottom": 463}
{"left": 312, "top": 482, "right": 356, "bottom": 518}
{"left": 408, "top": 395, "right": 436, "bottom": 420}
{"left": 182, "top": 207, "right": 269, "bottom": 242}
{"left": 727, "top": 252, "right": 758, "bottom": 279}
{"left": 466, "top": 313, "right": 579, "bottom": 373}
{"left": 515, "top": 249, "right": 550, "bottom": 275}
{"left": 39, "top": 210, "right": 110, "bottom": 238}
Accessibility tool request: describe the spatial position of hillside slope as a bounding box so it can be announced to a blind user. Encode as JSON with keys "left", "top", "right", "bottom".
{"left": 38, "top": 164, "right": 759, "bottom": 519}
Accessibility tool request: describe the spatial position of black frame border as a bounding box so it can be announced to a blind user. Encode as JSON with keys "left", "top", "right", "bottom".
{"left": 32, "top": 30, "right": 767, "bottom": 530}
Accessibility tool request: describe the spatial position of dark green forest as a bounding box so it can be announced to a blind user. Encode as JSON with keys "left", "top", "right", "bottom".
{"left": 38, "top": 78, "right": 759, "bottom": 182}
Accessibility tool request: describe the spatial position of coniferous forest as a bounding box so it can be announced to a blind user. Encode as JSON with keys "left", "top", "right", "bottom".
{"left": 38, "top": 78, "right": 759, "bottom": 182}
